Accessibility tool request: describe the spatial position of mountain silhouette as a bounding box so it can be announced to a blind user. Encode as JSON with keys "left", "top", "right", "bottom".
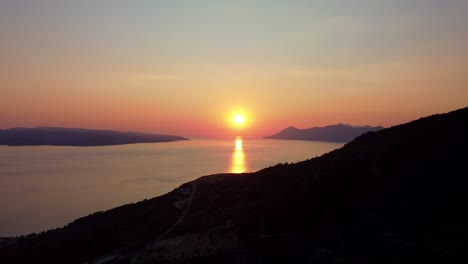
{"left": 265, "top": 124, "right": 384, "bottom": 142}
{"left": 0, "top": 127, "right": 188, "bottom": 146}
{"left": 1, "top": 107, "right": 467, "bottom": 263}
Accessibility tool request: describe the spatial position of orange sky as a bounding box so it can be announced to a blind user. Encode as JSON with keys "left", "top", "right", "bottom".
{"left": 1, "top": 1, "right": 468, "bottom": 138}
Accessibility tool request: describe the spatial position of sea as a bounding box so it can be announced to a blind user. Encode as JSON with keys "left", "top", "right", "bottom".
{"left": 0, "top": 138, "right": 343, "bottom": 236}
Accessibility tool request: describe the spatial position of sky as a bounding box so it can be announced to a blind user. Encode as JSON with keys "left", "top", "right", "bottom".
{"left": 1, "top": 0, "right": 467, "bottom": 138}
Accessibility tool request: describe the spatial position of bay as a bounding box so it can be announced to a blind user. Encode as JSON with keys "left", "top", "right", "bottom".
{"left": 0, "top": 138, "right": 343, "bottom": 236}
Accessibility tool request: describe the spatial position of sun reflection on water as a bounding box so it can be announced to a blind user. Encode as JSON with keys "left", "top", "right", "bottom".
{"left": 231, "top": 137, "right": 247, "bottom": 173}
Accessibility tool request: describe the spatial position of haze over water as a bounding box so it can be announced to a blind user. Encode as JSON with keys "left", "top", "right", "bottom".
{"left": 0, "top": 138, "right": 342, "bottom": 236}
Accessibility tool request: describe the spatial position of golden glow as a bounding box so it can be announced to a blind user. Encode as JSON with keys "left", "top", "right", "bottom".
{"left": 230, "top": 137, "right": 247, "bottom": 173}
{"left": 227, "top": 110, "right": 251, "bottom": 132}
{"left": 235, "top": 138, "right": 243, "bottom": 151}
{"left": 233, "top": 114, "right": 245, "bottom": 125}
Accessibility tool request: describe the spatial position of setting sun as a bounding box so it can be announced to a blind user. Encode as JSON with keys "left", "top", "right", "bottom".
{"left": 233, "top": 114, "right": 245, "bottom": 125}
{"left": 1, "top": 1, "right": 467, "bottom": 261}
{"left": 226, "top": 110, "right": 251, "bottom": 133}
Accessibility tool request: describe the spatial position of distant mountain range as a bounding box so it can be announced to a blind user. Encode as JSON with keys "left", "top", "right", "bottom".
{"left": 0, "top": 127, "right": 188, "bottom": 146}
{"left": 265, "top": 123, "right": 384, "bottom": 142}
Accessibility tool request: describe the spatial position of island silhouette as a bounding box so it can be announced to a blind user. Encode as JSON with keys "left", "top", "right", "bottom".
{"left": 1, "top": 107, "right": 467, "bottom": 263}
{"left": 0, "top": 127, "right": 188, "bottom": 146}
{"left": 266, "top": 124, "right": 384, "bottom": 142}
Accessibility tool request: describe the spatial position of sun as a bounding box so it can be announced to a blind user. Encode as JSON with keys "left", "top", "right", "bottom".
{"left": 233, "top": 114, "right": 245, "bottom": 125}
{"left": 227, "top": 109, "right": 250, "bottom": 130}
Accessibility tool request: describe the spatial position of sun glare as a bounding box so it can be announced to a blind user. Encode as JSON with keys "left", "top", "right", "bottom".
{"left": 227, "top": 109, "right": 250, "bottom": 131}
{"left": 233, "top": 114, "right": 245, "bottom": 125}
{"left": 231, "top": 137, "right": 247, "bottom": 173}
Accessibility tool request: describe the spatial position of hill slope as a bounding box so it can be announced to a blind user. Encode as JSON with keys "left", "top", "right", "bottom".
{"left": 0, "top": 127, "right": 188, "bottom": 146}
{"left": 1, "top": 107, "right": 467, "bottom": 263}
{"left": 265, "top": 123, "right": 384, "bottom": 142}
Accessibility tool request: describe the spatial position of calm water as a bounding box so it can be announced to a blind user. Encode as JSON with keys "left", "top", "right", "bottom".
{"left": 0, "top": 138, "right": 343, "bottom": 236}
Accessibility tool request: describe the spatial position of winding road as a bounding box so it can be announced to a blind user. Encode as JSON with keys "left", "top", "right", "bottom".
{"left": 157, "top": 183, "right": 197, "bottom": 240}
{"left": 129, "top": 183, "right": 197, "bottom": 264}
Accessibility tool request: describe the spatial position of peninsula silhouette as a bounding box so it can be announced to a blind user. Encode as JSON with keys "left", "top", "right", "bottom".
{"left": 265, "top": 124, "right": 384, "bottom": 142}
{"left": 0, "top": 127, "right": 188, "bottom": 146}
